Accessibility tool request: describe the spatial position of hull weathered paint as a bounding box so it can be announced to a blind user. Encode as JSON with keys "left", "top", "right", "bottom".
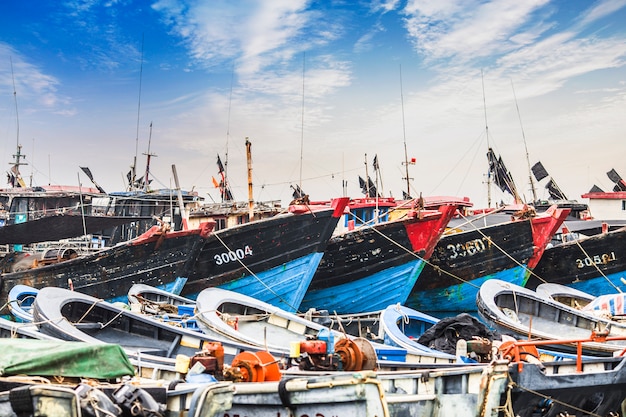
{"left": 300, "top": 204, "right": 457, "bottom": 314}
{"left": 0, "top": 223, "right": 215, "bottom": 308}
{"left": 406, "top": 206, "right": 569, "bottom": 313}
{"left": 526, "top": 227, "right": 626, "bottom": 296}
{"left": 183, "top": 197, "right": 349, "bottom": 312}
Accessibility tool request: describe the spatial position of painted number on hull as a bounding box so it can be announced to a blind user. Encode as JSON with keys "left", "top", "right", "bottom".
{"left": 576, "top": 252, "right": 616, "bottom": 268}
{"left": 446, "top": 237, "right": 492, "bottom": 259}
{"left": 214, "top": 246, "right": 253, "bottom": 265}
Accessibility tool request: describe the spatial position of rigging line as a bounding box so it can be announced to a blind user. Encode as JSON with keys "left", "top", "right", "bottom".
{"left": 133, "top": 34, "right": 145, "bottom": 189}
{"left": 572, "top": 235, "right": 623, "bottom": 293}
{"left": 511, "top": 79, "right": 536, "bottom": 202}
{"left": 448, "top": 209, "right": 545, "bottom": 284}
{"left": 348, "top": 209, "right": 480, "bottom": 287}
{"left": 212, "top": 230, "right": 298, "bottom": 312}
{"left": 481, "top": 69, "right": 492, "bottom": 207}
{"left": 399, "top": 64, "right": 411, "bottom": 197}
{"left": 507, "top": 377, "right": 606, "bottom": 417}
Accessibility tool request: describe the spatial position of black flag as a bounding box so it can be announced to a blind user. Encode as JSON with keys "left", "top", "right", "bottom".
{"left": 80, "top": 167, "right": 106, "bottom": 193}
{"left": 531, "top": 162, "right": 549, "bottom": 182}
{"left": 607, "top": 168, "right": 622, "bottom": 184}
{"left": 588, "top": 184, "right": 604, "bottom": 193}
{"left": 487, "top": 148, "right": 518, "bottom": 198}
{"left": 291, "top": 184, "right": 306, "bottom": 199}
{"left": 546, "top": 179, "right": 567, "bottom": 200}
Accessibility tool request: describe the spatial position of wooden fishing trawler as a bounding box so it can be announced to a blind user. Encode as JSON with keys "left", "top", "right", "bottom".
{"left": 300, "top": 198, "right": 459, "bottom": 314}
{"left": 405, "top": 204, "right": 570, "bottom": 313}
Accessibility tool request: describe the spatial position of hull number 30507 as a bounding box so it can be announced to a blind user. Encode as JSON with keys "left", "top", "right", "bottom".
{"left": 214, "top": 246, "right": 254, "bottom": 265}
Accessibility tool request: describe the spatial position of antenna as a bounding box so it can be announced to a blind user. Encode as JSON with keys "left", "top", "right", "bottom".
{"left": 400, "top": 64, "right": 412, "bottom": 198}
{"left": 511, "top": 79, "right": 536, "bottom": 202}
{"left": 481, "top": 70, "right": 492, "bottom": 208}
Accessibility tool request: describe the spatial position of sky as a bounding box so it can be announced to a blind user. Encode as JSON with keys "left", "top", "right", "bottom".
{"left": 1, "top": 0, "right": 625, "bottom": 209}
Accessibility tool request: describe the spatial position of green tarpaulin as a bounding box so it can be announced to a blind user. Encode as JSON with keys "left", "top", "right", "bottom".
{"left": 0, "top": 339, "right": 134, "bottom": 379}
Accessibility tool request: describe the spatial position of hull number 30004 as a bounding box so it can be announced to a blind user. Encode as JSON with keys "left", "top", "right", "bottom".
{"left": 214, "top": 246, "right": 254, "bottom": 265}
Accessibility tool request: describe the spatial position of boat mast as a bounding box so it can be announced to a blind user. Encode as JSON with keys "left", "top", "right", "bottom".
{"left": 143, "top": 122, "right": 156, "bottom": 192}
{"left": 299, "top": 52, "right": 305, "bottom": 194}
{"left": 224, "top": 66, "right": 234, "bottom": 192}
{"left": 481, "top": 70, "right": 492, "bottom": 208}
{"left": 511, "top": 79, "right": 536, "bottom": 202}
{"left": 246, "top": 138, "right": 254, "bottom": 221}
{"left": 131, "top": 34, "right": 145, "bottom": 191}
{"left": 9, "top": 57, "right": 27, "bottom": 188}
{"left": 400, "top": 64, "right": 412, "bottom": 198}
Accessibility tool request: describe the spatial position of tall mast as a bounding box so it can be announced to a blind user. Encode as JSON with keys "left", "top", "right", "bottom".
{"left": 132, "top": 34, "right": 145, "bottom": 190}
{"left": 299, "top": 52, "right": 305, "bottom": 193}
{"left": 9, "top": 57, "right": 27, "bottom": 188}
{"left": 400, "top": 64, "right": 411, "bottom": 198}
{"left": 224, "top": 66, "right": 234, "bottom": 188}
{"left": 246, "top": 138, "right": 254, "bottom": 221}
{"left": 143, "top": 122, "right": 157, "bottom": 192}
{"left": 481, "top": 70, "right": 492, "bottom": 208}
{"left": 511, "top": 79, "right": 536, "bottom": 202}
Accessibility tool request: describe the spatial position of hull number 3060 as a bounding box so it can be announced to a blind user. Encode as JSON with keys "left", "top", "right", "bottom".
{"left": 214, "top": 246, "right": 254, "bottom": 265}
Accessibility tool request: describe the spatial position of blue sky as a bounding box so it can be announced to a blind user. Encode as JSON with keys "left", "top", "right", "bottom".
{"left": 1, "top": 0, "right": 625, "bottom": 208}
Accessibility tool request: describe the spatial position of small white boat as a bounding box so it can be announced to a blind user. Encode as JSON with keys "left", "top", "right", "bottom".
{"left": 7, "top": 284, "right": 38, "bottom": 323}
{"left": 32, "top": 286, "right": 271, "bottom": 365}
{"left": 194, "top": 287, "right": 461, "bottom": 368}
{"left": 477, "top": 279, "right": 626, "bottom": 356}
{"left": 535, "top": 282, "right": 595, "bottom": 309}
{"left": 379, "top": 304, "right": 460, "bottom": 360}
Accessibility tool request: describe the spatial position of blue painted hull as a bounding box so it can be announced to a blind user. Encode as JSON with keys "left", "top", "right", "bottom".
{"left": 405, "top": 265, "right": 530, "bottom": 313}
{"left": 559, "top": 271, "right": 626, "bottom": 298}
{"left": 213, "top": 252, "right": 324, "bottom": 313}
{"left": 526, "top": 228, "right": 626, "bottom": 297}
{"left": 300, "top": 259, "right": 425, "bottom": 314}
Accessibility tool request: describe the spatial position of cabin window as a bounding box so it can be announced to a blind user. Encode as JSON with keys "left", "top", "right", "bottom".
{"left": 622, "top": 200, "right": 626, "bottom": 211}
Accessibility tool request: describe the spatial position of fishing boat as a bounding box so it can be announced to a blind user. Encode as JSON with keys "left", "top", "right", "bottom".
{"left": 535, "top": 282, "right": 595, "bottom": 309}
{"left": 497, "top": 337, "right": 626, "bottom": 417}
{"left": 476, "top": 279, "right": 626, "bottom": 356}
{"left": 188, "top": 371, "right": 390, "bottom": 417}
{"left": 526, "top": 226, "right": 626, "bottom": 298}
{"left": 405, "top": 204, "right": 570, "bottom": 313}
{"left": 193, "top": 286, "right": 434, "bottom": 368}
{"left": 6, "top": 284, "right": 37, "bottom": 322}
{"left": 299, "top": 201, "right": 458, "bottom": 314}
{"left": 0, "top": 221, "right": 215, "bottom": 309}
{"left": 128, "top": 282, "right": 195, "bottom": 306}
{"left": 181, "top": 197, "right": 349, "bottom": 312}
{"left": 31, "top": 286, "right": 269, "bottom": 365}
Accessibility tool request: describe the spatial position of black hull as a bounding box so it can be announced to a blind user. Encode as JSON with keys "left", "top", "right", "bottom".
{"left": 509, "top": 358, "right": 626, "bottom": 417}
{"left": 0, "top": 224, "right": 213, "bottom": 307}
{"left": 307, "top": 218, "right": 425, "bottom": 290}
{"left": 526, "top": 228, "right": 626, "bottom": 291}
{"left": 412, "top": 219, "right": 535, "bottom": 292}
{"left": 0, "top": 214, "right": 150, "bottom": 245}
{"left": 182, "top": 205, "right": 343, "bottom": 297}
